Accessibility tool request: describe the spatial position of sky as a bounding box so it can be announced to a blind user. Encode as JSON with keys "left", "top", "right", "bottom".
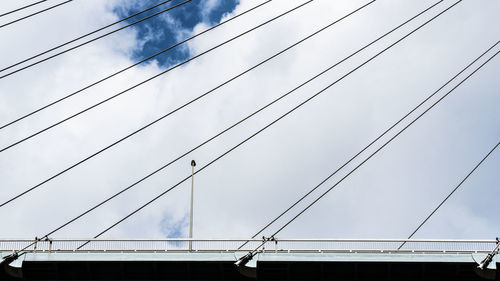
{"left": 0, "top": 0, "right": 499, "bottom": 242}
{"left": 112, "top": 0, "right": 240, "bottom": 66}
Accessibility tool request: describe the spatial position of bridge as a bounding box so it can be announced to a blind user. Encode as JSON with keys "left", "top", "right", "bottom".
{"left": 2, "top": 238, "right": 498, "bottom": 280}
{"left": 1, "top": 1, "right": 499, "bottom": 280}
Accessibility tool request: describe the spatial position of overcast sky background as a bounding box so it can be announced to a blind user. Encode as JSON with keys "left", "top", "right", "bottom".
{"left": 0, "top": 0, "right": 499, "bottom": 241}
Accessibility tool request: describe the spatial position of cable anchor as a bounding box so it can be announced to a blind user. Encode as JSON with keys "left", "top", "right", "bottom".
{"left": 0, "top": 252, "right": 18, "bottom": 266}
{"left": 478, "top": 237, "right": 500, "bottom": 270}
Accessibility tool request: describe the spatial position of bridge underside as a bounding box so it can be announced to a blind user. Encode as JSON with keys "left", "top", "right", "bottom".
{"left": 1, "top": 252, "right": 498, "bottom": 280}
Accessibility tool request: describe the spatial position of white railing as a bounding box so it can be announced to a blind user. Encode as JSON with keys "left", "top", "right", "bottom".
{"left": 0, "top": 238, "right": 496, "bottom": 253}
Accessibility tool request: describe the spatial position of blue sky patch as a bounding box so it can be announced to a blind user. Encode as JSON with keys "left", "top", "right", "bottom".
{"left": 113, "top": 0, "right": 239, "bottom": 67}
{"left": 160, "top": 212, "right": 189, "bottom": 238}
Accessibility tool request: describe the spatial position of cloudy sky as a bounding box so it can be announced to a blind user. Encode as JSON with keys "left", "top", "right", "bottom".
{"left": 0, "top": 0, "right": 498, "bottom": 241}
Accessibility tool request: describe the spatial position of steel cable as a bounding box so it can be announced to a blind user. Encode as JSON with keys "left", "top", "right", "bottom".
{"left": 0, "top": 0, "right": 315, "bottom": 208}
{"left": 398, "top": 140, "right": 500, "bottom": 249}
{"left": 246, "top": 45, "right": 499, "bottom": 259}
{"left": 0, "top": 0, "right": 312, "bottom": 154}
{"left": 18, "top": 0, "right": 376, "bottom": 241}
{"left": 238, "top": 39, "right": 499, "bottom": 249}
{"left": 0, "top": 0, "right": 72, "bottom": 29}
{"left": 0, "top": 0, "right": 192, "bottom": 79}
{"left": 229, "top": 0, "right": 500, "bottom": 257}
{"left": 0, "top": 0, "right": 176, "bottom": 73}
{"left": 0, "top": 0, "right": 272, "bottom": 131}
{"left": 82, "top": 0, "right": 462, "bottom": 248}
{"left": 0, "top": 0, "right": 47, "bottom": 18}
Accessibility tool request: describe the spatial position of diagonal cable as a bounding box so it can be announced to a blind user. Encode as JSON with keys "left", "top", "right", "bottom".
{"left": 0, "top": 0, "right": 312, "bottom": 154}
{"left": 17, "top": 0, "right": 377, "bottom": 240}
{"left": 398, "top": 140, "right": 500, "bottom": 250}
{"left": 247, "top": 47, "right": 500, "bottom": 258}
{"left": 79, "top": 0, "right": 461, "bottom": 249}
{"left": 0, "top": 0, "right": 272, "bottom": 131}
{"left": 0, "top": 0, "right": 176, "bottom": 73}
{"left": 0, "top": 0, "right": 192, "bottom": 78}
{"left": 235, "top": 0, "right": 500, "bottom": 257}
{"left": 0, "top": 0, "right": 47, "bottom": 18}
{"left": 237, "top": 39, "right": 499, "bottom": 249}
{"left": 0, "top": 0, "right": 316, "bottom": 209}
{"left": 0, "top": 0, "right": 73, "bottom": 29}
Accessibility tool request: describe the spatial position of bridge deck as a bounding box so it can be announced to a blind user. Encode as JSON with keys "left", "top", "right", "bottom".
{"left": 1, "top": 239, "right": 498, "bottom": 280}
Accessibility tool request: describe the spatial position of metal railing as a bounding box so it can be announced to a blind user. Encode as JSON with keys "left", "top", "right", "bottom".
{"left": 0, "top": 238, "right": 496, "bottom": 253}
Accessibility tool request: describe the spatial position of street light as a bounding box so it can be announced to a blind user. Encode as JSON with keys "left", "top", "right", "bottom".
{"left": 189, "top": 160, "right": 196, "bottom": 251}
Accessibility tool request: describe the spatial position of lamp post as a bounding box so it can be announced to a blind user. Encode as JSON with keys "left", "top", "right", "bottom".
{"left": 189, "top": 160, "right": 196, "bottom": 251}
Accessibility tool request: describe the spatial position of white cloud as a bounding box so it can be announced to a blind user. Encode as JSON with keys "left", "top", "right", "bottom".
{"left": 0, "top": 0, "right": 499, "bottom": 243}
{"left": 198, "top": 0, "right": 221, "bottom": 23}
